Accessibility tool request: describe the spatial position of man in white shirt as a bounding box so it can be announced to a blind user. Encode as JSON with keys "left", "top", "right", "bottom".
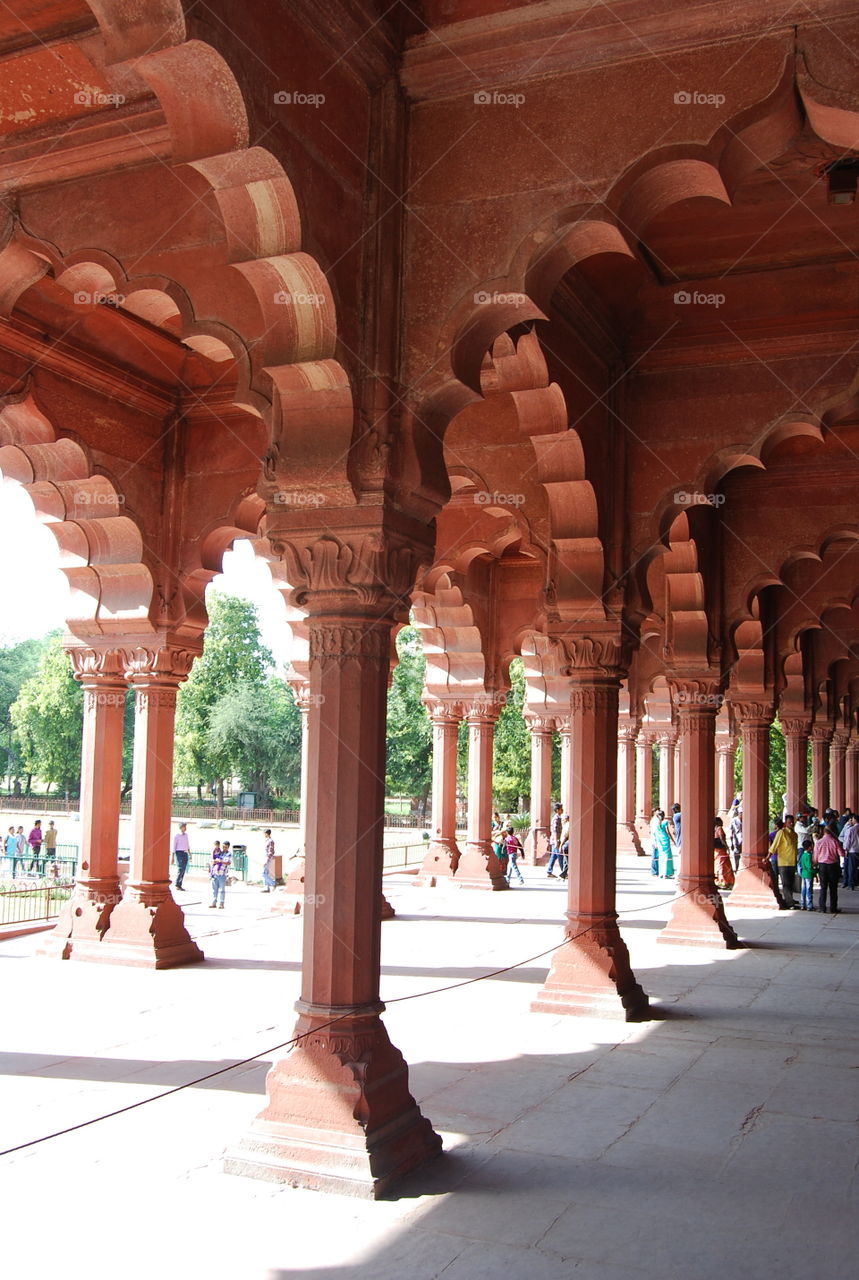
{"left": 172, "top": 823, "right": 191, "bottom": 890}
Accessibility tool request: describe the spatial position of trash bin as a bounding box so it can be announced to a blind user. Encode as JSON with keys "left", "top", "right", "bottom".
{"left": 230, "top": 844, "right": 247, "bottom": 881}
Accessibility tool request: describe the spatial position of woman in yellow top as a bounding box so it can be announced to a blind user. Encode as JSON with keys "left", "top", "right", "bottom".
{"left": 770, "top": 814, "right": 798, "bottom": 908}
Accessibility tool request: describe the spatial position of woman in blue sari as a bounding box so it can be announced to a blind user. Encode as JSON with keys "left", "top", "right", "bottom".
{"left": 653, "top": 809, "right": 675, "bottom": 878}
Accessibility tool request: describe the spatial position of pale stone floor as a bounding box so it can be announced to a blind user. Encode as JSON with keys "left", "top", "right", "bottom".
{"left": 2, "top": 857, "right": 858, "bottom": 1280}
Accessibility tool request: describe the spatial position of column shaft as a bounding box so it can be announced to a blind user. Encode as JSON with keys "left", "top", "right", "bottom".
{"left": 41, "top": 655, "right": 126, "bottom": 959}
{"left": 659, "top": 691, "right": 741, "bottom": 948}
{"left": 782, "top": 720, "right": 810, "bottom": 815}
{"left": 658, "top": 734, "right": 675, "bottom": 813}
{"left": 418, "top": 705, "right": 461, "bottom": 884}
{"left": 811, "top": 728, "right": 832, "bottom": 814}
{"left": 101, "top": 653, "right": 203, "bottom": 968}
{"left": 830, "top": 735, "right": 848, "bottom": 814}
{"left": 227, "top": 614, "right": 441, "bottom": 1195}
{"left": 525, "top": 718, "right": 553, "bottom": 864}
{"left": 730, "top": 713, "right": 780, "bottom": 909}
{"left": 533, "top": 677, "right": 648, "bottom": 1020}
{"left": 616, "top": 726, "right": 642, "bottom": 854}
{"left": 455, "top": 706, "right": 505, "bottom": 889}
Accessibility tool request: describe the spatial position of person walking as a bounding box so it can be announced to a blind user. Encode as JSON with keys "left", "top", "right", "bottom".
{"left": 649, "top": 809, "right": 662, "bottom": 877}
{"left": 172, "top": 822, "right": 190, "bottom": 890}
{"left": 559, "top": 813, "right": 570, "bottom": 880}
{"left": 798, "top": 837, "right": 816, "bottom": 910}
{"left": 27, "top": 819, "right": 43, "bottom": 873}
{"left": 770, "top": 814, "right": 798, "bottom": 907}
{"left": 209, "top": 839, "right": 231, "bottom": 908}
{"left": 503, "top": 824, "right": 525, "bottom": 885}
{"left": 44, "top": 820, "right": 58, "bottom": 872}
{"left": 547, "top": 804, "right": 564, "bottom": 877}
{"left": 714, "top": 815, "right": 734, "bottom": 888}
{"left": 839, "top": 814, "right": 859, "bottom": 890}
{"left": 728, "top": 805, "right": 743, "bottom": 873}
{"left": 4, "top": 826, "right": 15, "bottom": 876}
{"left": 14, "top": 826, "right": 26, "bottom": 878}
{"left": 814, "top": 823, "right": 842, "bottom": 914}
{"left": 262, "top": 829, "right": 276, "bottom": 892}
{"left": 653, "top": 811, "right": 675, "bottom": 878}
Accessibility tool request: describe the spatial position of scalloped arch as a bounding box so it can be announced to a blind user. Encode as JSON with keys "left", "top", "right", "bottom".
{"left": 0, "top": 393, "right": 154, "bottom": 635}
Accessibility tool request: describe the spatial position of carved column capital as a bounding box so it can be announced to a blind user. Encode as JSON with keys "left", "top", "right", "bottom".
{"left": 729, "top": 699, "right": 775, "bottom": 729}
{"left": 272, "top": 525, "right": 431, "bottom": 623}
{"left": 423, "top": 697, "right": 463, "bottom": 726}
{"left": 617, "top": 717, "right": 640, "bottom": 745}
{"left": 668, "top": 676, "right": 722, "bottom": 715}
{"left": 810, "top": 723, "right": 834, "bottom": 745}
{"left": 655, "top": 729, "right": 677, "bottom": 747}
{"left": 120, "top": 644, "right": 198, "bottom": 685}
{"left": 66, "top": 646, "right": 126, "bottom": 683}
{"left": 831, "top": 731, "right": 850, "bottom": 751}
{"left": 560, "top": 629, "right": 625, "bottom": 682}
{"left": 463, "top": 697, "right": 502, "bottom": 726}
{"left": 781, "top": 717, "right": 812, "bottom": 739}
{"left": 523, "top": 712, "right": 557, "bottom": 735}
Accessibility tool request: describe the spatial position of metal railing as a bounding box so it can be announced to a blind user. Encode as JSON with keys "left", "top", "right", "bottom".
{"left": 382, "top": 842, "right": 429, "bottom": 871}
{"left": 0, "top": 880, "right": 73, "bottom": 928}
{"left": 0, "top": 798, "right": 448, "bottom": 828}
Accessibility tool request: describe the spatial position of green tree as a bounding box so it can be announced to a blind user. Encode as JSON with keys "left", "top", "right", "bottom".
{"left": 0, "top": 635, "right": 48, "bottom": 785}
{"left": 10, "top": 637, "right": 83, "bottom": 795}
{"left": 207, "top": 677, "right": 301, "bottom": 806}
{"left": 174, "top": 592, "right": 273, "bottom": 802}
{"left": 386, "top": 626, "right": 432, "bottom": 817}
{"left": 493, "top": 659, "right": 530, "bottom": 811}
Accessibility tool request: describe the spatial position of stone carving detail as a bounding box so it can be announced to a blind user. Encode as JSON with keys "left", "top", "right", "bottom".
{"left": 425, "top": 699, "right": 463, "bottom": 725}
{"left": 730, "top": 701, "right": 775, "bottom": 725}
{"left": 135, "top": 687, "right": 178, "bottom": 712}
{"left": 523, "top": 714, "right": 557, "bottom": 734}
{"left": 676, "top": 712, "right": 719, "bottom": 736}
{"left": 83, "top": 688, "right": 126, "bottom": 712}
{"left": 810, "top": 724, "right": 834, "bottom": 744}
{"left": 121, "top": 646, "right": 197, "bottom": 682}
{"left": 668, "top": 677, "right": 722, "bottom": 712}
{"left": 308, "top": 622, "right": 390, "bottom": 663}
{"left": 781, "top": 718, "right": 811, "bottom": 738}
{"left": 570, "top": 685, "right": 617, "bottom": 715}
{"left": 67, "top": 647, "right": 126, "bottom": 680}
{"left": 562, "top": 634, "right": 623, "bottom": 674}
{"left": 278, "top": 533, "right": 429, "bottom": 614}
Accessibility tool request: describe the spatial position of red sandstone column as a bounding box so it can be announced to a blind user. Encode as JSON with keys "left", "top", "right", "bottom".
{"left": 830, "top": 733, "right": 848, "bottom": 814}
{"left": 40, "top": 648, "right": 126, "bottom": 960}
{"left": 634, "top": 729, "right": 654, "bottom": 844}
{"left": 417, "top": 700, "right": 462, "bottom": 884}
{"left": 715, "top": 732, "right": 736, "bottom": 816}
{"left": 659, "top": 683, "right": 740, "bottom": 948}
{"left": 729, "top": 704, "right": 780, "bottom": 909}
{"left": 846, "top": 737, "right": 859, "bottom": 813}
{"left": 657, "top": 731, "right": 676, "bottom": 813}
{"left": 99, "top": 645, "right": 203, "bottom": 968}
{"left": 811, "top": 724, "right": 833, "bottom": 814}
{"left": 454, "top": 701, "right": 505, "bottom": 889}
{"left": 782, "top": 718, "right": 810, "bottom": 815}
{"left": 524, "top": 714, "right": 553, "bottom": 864}
{"left": 533, "top": 640, "right": 649, "bottom": 1020}
{"left": 227, "top": 609, "right": 441, "bottom": 1195}
{"left": 616, "top": 720, "right": 642, "bottom": 854}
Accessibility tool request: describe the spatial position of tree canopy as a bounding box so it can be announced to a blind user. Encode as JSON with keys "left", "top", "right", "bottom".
{"left": 10, "top": 636, "right": 82, "bottom": 794}
{"left": 207, "top": 676, "right": 301, "bottom": 805}
{"left": 174, "top": 592, "right": 273, "bottom": 795}
{"left": 385, "top": 626, "right": 432, "bottom": 813}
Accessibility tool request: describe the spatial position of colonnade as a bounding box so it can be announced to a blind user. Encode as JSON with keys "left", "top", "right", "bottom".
{"left": 38, "top": 627, "right": 859, "bottom": 1197}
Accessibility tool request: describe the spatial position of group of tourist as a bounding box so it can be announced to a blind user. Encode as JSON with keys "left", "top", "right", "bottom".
{"left": 3, "top": 819, "right": 58, "bottom": 876}
{"left": 768, "top": 806, "right": 858, "bottom": 913}
{"left": 170, "top": 823, "right": 278, "bottom": 907}
{"left": 649, "top": 804, "right": 683, "bottom": 880}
